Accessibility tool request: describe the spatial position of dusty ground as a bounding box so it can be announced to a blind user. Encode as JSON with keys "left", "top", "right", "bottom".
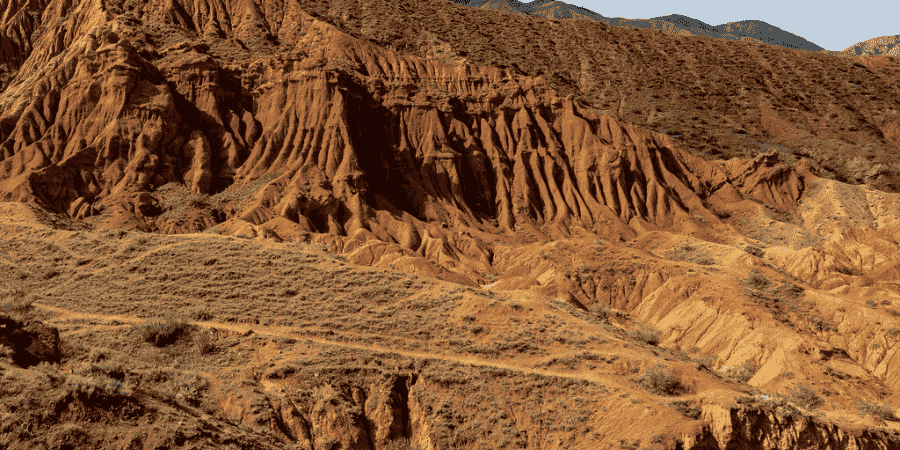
{"left": 2, "top": 195, "right": 900, "bottom": 448}
{"left": 1, "top": 0, "right": 900, "bottom": 448}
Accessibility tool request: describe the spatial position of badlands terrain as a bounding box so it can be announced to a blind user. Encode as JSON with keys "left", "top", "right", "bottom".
{"left": 1, "top": 0, "right": 900, "bottom": 448}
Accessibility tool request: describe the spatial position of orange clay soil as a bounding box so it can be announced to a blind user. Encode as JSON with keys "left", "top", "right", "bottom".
{"left": 1, "top": 0, "right": 900, "bottom": 448}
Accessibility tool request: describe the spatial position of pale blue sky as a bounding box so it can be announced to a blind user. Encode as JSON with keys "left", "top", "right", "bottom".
{"left": 570, "top": 0, "right": 897, "bottom": 51}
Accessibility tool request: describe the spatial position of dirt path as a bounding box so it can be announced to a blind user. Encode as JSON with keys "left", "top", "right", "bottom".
{"left": 33, "top": 302, "right": 624, "bottom": 387}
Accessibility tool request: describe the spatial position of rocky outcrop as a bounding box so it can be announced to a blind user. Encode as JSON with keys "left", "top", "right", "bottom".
{"left": 0, "top": 0, "right": 817, "bottom": 282}
{"left": 686, "top": 404, "right": 899, "bottom": 449}
{"left": 0, "top": 314, "right": 60, "bottom": 367}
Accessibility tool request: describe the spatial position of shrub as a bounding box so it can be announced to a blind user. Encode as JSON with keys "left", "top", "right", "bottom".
{"left": 669, "top": 400, "right": 701, "bottom": 419}
{"left": 203, "top": 226, "right": 223, "bottom": 234}
{"left": 744, "top": 268, "right": 771, "bottom": 290}
{"left": 726, "top": 360, "right": 760, "bottom": 383}
{"left": 777, "top": 282, "right": 805, "bottom": 299}
{"left": 808, "top": 316, "right": 835, "bottom": 332}
{"left": 711, "top": 207, "right": 732, "bottom": 219}
{"left": 651, "top": 433, "right": 668, "bottom": 444}
{"left": 743, "top": 245, "right": 765, "bottom": 258}
{"left": 193, "top": 327, "right": 216, "bottom": 354}
{"left": 189, "top": 307, "right": 214, "bottom": 321}
{"left": 636, "top": 364, "right": 687, "bottom": 396}
{"left": 590, "top": 303, "right": 627, "bottom": 322}
{"left": 0, "top": 288, "right": 36, "bottom": 317}
{"left": 857, "top": 400, "right": 898, "bottom": 421}
{"left": 66, "top": 373, "right": 133, "bottom": 400}
{"left": 823, "top": 365, "right": 850, "bottom": 380}
{"left": 693, "top": 257, "right": 715, "bottom": 265}
{"left": 692, "top": 355, "right": 717, "bottom": 371}
{"left": 133, "top": 317, "right": 188, "bottom": 347}
{"left": 630, "top": 324, "right": 661, "bottom": 345}
{"left": 787, "top": 383, "right": 823, "bottom": 410}
{"left": 385, "top": 438, "right": 412, "bottom": 450}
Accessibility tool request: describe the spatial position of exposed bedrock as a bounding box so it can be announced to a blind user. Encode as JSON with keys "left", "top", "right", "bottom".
{"left": 0, "top": 1, "right": 809, "bottom": 249}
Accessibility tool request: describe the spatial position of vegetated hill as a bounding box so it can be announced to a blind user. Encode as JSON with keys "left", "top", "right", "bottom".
{"left": 832, "top": 34, "right": 900, "bottom": 58}
{"left": 1, "top": 0, "right": 900, "bottom": 447}
{"left": 451, "top": 1, "right": 827, "bottom": 52}
{"left": 654, "top": 16, "right": 826, "bottom": 52}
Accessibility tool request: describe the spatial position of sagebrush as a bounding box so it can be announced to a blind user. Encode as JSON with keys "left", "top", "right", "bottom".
{"left": 133, "top": 317, "right": 189, "bottom": 347}
{"left": 637, "top": 364, "right": 687, "bottom": 396}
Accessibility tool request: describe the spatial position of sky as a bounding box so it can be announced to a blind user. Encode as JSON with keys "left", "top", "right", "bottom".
{"left": 571, "top": 0, "right": 898, "bottom": 51}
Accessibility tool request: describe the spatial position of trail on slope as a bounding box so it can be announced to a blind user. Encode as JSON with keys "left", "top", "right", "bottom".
{"left": 33, "top": 302, "right": 627, "bottom": 387}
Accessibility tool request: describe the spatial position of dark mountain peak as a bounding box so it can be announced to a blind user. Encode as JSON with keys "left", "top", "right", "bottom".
{"left": 716, "top": 19, "right": 825, "bottom": 51}
{"left": 652, "top": 14, "right": 720, "bottom": 32}
{"left": 523, "top": 0, "right": 555, "bottom": 6}
{"left": 523, "top": 0, "right": 606, "bottom": 20}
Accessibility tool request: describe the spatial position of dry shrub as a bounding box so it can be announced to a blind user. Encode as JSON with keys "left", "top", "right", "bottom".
{"left": 189, "top": 307, "right": 214, "bottom": 321}
{"left": 744, "top": 268, "right": 771, "bottom": 290}
{"left": 66, "top": 373, "right": 133, "bottom": 401}
{"left": 787, "top": 383, "right": 823, "bottom": 410}
{"left": 711, "top": 207, "right": 732, "bottom": 219}
{"left": 629, "top": 324, "right": 661, "bottom": 346}
{"left": 0, "top": 287, "right": 36, "bottom": 317}
{"left": 636, "top": 364, "right": 687, "bottom": 396}
{"left": 743, "top": 245, "right": 765, "bottom": 258}
{"left": 669, "top": 399, "right": 702, "bottom": 419}
{"left": 133, "top": 316, "right": 188, "bottom": 347}
{"left": 725, "top": 360, "right": 759, "bottom": 383}
{"left": 692, "top": 354, "right": 717, "bottom": 371}
{"left": 192, "top": 327, "right": 217, "bottom": 354}
{"left": 857, "top": 400, "right": 898, "bottom": 421}
{"left": 385, "top": 438, "right": 412, "bottom": 450}
{"left": 589, "top": 303, "right": 627, "bottom": 322}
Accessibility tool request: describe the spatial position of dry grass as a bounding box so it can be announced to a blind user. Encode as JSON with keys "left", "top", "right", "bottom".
{"left": 0, "top": 287, "right": 36, "bottom": 318}
{"left": 670, "top": 243, "right": 715, "bottom": 265}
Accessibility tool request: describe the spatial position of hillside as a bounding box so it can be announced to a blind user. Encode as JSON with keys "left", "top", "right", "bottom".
{"left": 1, "top": 0, "right": 900, "bottom": 448}
{"left": 451, "top": 1, "right": 828, "bottom": 52}
{"left": 834, "top": 34, "right": 900, "bottom": 58}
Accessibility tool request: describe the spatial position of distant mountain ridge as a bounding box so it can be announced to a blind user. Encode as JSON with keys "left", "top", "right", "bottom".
{"left": 450, "top": 0, "right": 844, "bottom": 53}
{"left": 833, "top": 34, "right": 900, "bottom": 57}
